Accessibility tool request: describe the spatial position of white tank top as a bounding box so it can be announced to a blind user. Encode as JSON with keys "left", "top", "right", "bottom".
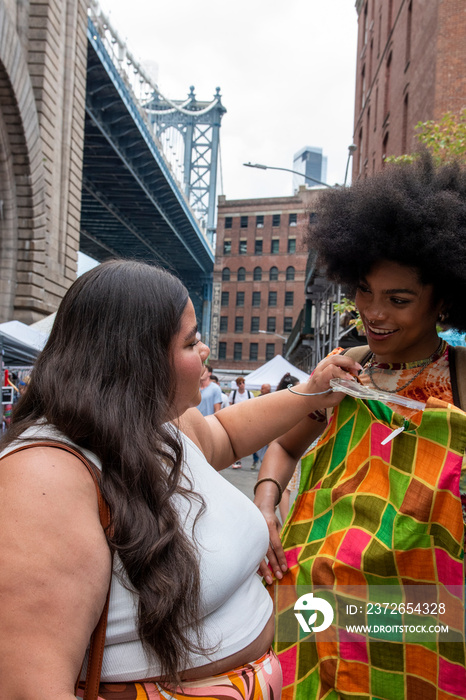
{"left": 1, "top": 423, "right": 272, "bottom": 681}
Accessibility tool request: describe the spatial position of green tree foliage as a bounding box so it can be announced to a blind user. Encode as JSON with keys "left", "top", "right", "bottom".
{"left": 387, "top": 109, "right": 466, "bottom": 165}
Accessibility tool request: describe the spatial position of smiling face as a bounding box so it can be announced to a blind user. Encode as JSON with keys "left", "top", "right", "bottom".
{"left": 355, "top": 260, "right": 444, "bottom": 363}
{"left": 169, "top": 298, "right": 210, "bottom": 418}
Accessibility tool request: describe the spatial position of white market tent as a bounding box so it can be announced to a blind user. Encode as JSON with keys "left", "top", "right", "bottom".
{"left": 244, "top": 355, "right": 309, "bottom": 391}
{"left": 0, "top": 320, "right": 48, "bottom": 365}
{"left": 30, "top": 311, "right": 56, "bottom": 335}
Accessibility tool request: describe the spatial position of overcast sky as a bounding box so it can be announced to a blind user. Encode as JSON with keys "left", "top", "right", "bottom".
{"left": 94, "top": 0, "right": 359, "bottom": 200}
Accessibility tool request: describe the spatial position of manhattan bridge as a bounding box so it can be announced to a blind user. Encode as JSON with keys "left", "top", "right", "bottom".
{"left": 82, "top": 1, "right": 226, "bottom": 338}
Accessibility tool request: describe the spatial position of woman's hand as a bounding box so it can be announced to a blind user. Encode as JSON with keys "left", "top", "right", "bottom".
{"left": 298, "top": 354, "right": 363, "bottom": 409}
{"left": 257, "top": 504, "right": 287, "bottom": 582}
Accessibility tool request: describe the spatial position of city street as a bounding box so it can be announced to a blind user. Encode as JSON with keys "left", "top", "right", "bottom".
{"left": 219, "top": 454, "right": 259, "bottom": 500}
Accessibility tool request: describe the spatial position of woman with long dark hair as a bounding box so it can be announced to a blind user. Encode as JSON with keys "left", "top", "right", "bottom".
{"left": 0, "top": 260, "right": 360, "bottom": 700}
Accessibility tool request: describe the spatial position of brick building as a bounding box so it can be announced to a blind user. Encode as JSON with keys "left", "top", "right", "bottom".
{"left": 353, "top": 0, "right": 466, "bottom": 180}
{"left": 211, "top": 187, "right": 320, "bottom": 371}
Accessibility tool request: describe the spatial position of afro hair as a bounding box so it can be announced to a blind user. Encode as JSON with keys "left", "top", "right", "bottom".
{"left": 306, "top": 153, "right": 466, "bottom": 330}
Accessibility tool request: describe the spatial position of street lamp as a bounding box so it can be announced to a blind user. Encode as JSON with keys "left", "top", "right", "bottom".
{"left": 244, "top": 145, "right": 358, "bottom": 189}
{"left": 258, "top": 330, "right": 287, "bottom": 341}
{"left": 343, "top": 144, "right": 357, "bottom": 187}
{"left": 244, "top": 162, "right": 333, "bottom": 188}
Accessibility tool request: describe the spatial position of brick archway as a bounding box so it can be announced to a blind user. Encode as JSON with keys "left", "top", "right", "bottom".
{"left": 0, "top": 2, "right": 46, "bottom": 322}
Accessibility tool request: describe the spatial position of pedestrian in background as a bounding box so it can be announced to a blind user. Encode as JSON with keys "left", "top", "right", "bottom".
{"left": 255, "top": 383, "right": 272, "bottom": 466}
{"left": 211, "top": 374, "right": 230, "bottom": 409}
{"left": 230, "top": 377, "right": 256, "bottom": 468}
{"left": 197, "top": 364, "right": 222, "bottom": 416}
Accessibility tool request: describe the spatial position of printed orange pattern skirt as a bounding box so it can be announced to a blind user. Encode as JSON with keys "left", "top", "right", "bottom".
{"left": 76, "top": 648, "right": 282, "bottom": 700}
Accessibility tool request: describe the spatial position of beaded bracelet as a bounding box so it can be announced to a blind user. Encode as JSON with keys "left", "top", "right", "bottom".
{"left": 253, "top": 477, "right": 283, "bottom": 506}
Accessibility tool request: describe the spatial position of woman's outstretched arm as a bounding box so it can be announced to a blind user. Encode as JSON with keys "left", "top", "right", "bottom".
{"left": 179, "top": 353, "right": 361, "bottom": 470}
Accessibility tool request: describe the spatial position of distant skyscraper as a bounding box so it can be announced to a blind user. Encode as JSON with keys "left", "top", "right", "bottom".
{"left": 292, "top": 146, "right": 328, "bottom": 191}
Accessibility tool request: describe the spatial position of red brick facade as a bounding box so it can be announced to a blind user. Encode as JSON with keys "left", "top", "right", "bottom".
{"left": 353, "top": 0, "right": 466, "bottom": 180}
{"left": 212, "top": 188, "right": 320, "bottom": 371}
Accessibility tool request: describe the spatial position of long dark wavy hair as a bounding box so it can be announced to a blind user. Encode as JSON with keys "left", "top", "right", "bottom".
{"left": 1, "top": 259, "right": 207, "bottom": 680}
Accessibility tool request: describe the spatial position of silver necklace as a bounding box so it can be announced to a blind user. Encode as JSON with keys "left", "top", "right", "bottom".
{"left": 365, "top": 339, "right": 445, "bottom": 394}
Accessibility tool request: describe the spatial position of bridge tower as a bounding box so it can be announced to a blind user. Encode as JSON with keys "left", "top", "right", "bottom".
{"left": 145, "top": 87, "right": 226, "bottom": 246}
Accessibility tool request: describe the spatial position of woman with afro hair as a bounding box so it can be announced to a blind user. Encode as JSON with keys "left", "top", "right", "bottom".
{"left": 255, "top": 154, "right": 466, "bottom": 700}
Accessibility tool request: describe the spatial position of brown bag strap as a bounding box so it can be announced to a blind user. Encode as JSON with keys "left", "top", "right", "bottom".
{"left": 1, "top": 439, "right": 112, "bottom": 700}
{"left": 449, "top": 345, "right": 466, "bottom": 412}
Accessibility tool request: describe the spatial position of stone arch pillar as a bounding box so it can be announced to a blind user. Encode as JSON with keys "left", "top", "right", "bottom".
{"left": 0, "top": 1, "right": 47, "bottom": 322}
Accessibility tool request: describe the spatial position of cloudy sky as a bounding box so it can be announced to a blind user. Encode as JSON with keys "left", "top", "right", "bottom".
{"left": 94, "top": 0, "right": 359, "bottom": 200}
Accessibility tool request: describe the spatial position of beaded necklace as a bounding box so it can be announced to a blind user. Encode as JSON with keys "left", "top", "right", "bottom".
{"left": 364, "top": 339, "right": 446, "bottom": 393}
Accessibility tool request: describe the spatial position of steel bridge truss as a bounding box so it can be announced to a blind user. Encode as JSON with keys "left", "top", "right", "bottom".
{"left": 88, "top": 1, "right": 225, "bottom": 246}
{"left": 145, "top": 88, "right": 225, "bottom": 244}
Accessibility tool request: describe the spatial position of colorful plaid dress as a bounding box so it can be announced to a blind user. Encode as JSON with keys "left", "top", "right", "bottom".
{"left": 275, "top": 392, "right": 466, "bottom": 700}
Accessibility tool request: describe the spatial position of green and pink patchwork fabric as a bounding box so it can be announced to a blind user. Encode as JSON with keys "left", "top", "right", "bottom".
{"left": 275, "top": 396, "right": 466, "bottom": 700}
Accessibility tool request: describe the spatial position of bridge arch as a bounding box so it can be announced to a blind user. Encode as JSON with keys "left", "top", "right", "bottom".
{"left": 0, "top": 2, "right": 46, "bottom": 321}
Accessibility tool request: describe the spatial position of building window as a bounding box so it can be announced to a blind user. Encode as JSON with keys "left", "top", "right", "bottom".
{"left": 289, "top": 213, "right": 297, "bottom": 226}
{"left": 222, "top": 267, "right": 230, "bottom": 281}
{"left": 234, "top": 342, "right": 242, "bottom": 361}
{"left": 219, "top": 342, "right": 227, "bottom": 359}
{"left": 309, "top": 212, "right": 317, "bottom": 223}
{"left": 358, "top": 127, "right": 363, "bottom": 174}
{"left": 384, "top": 52, "right": 392, "bottom": 121}
{"left": 284, "top": 317, "right": 293, "bottom": 333}
{"left": 235, "top": 316, "right": 244, "bottom": 333}
{"left": 237, "top": 267, "right": 246, "bottom": 281}
{"left": 221, "top": 291, "right": 229, "bottom": 306}
{"left": 240, "top": 215, "right": 248, "bottom": 228}
{"left": 388, "top": 0, "right": 393, "bottom": 32}
{"left": 267, "top": 317, "right": 276, "bottom": 333}
{"left": 382, "top": 131, "right": 389, "bottom": 165}
{"left": 253, "top": 266, "right": 262, "bottom": 281}
{"left": 220, "top": 316, "right": 228, "bottom": 332}
{"left": 249, "top": 343, "right": 258, "bottom": 361}
{"left": 286, "top": 266, "right": 295, "bottom": 280}
{"left": 285, "top": 291, "right": 294, "bottom": 306}
{"left": 224, "top": 217, "right": 232, "bottom": 229}
{"left": 363, "top": 0, "right": 368, "bottom": 45}
{"left": 287, "top": 239, "right": 296, "bottom": 254}
{"left": 266, "top": 343, "right": 275, "bottom": 361}
{"left": 361, "top": 64, "right": 366, "bottom": 109}
{"left": 272, "top": 214, "right": 281, "bottom": 227}
{"left": 256, "top": 215, "right": 264, "bottom": 228}
{"left": 239, "top": 239, "right": 247, "bottom": 255}
{"left": 236, "top": 291, "right": 245, "bottom": 306}
{"left": 250, "top": 316, "right": 260, "bottom": 332}
{"left": 406, "top": 1, "right": 412, "bottom": 66}
{"left": 269, "top": 266, "right": 278, "bottom": 281}
{"left": 402, "top": 93, "right": 409, "bottom": 154}
{"left": 268, "top": 291, "right": 277, "bottom": 307}
{"left": 255, "top": 239, "right": 263, "bottom": 255}
{"left": 223, "top": 240, "right": 231, "bottom": 255}
{"left": 271, "top": 239, "right": 279, "bottom": 254}
{"left": 252, "top": 291, "right": 261, "bottom": 307}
